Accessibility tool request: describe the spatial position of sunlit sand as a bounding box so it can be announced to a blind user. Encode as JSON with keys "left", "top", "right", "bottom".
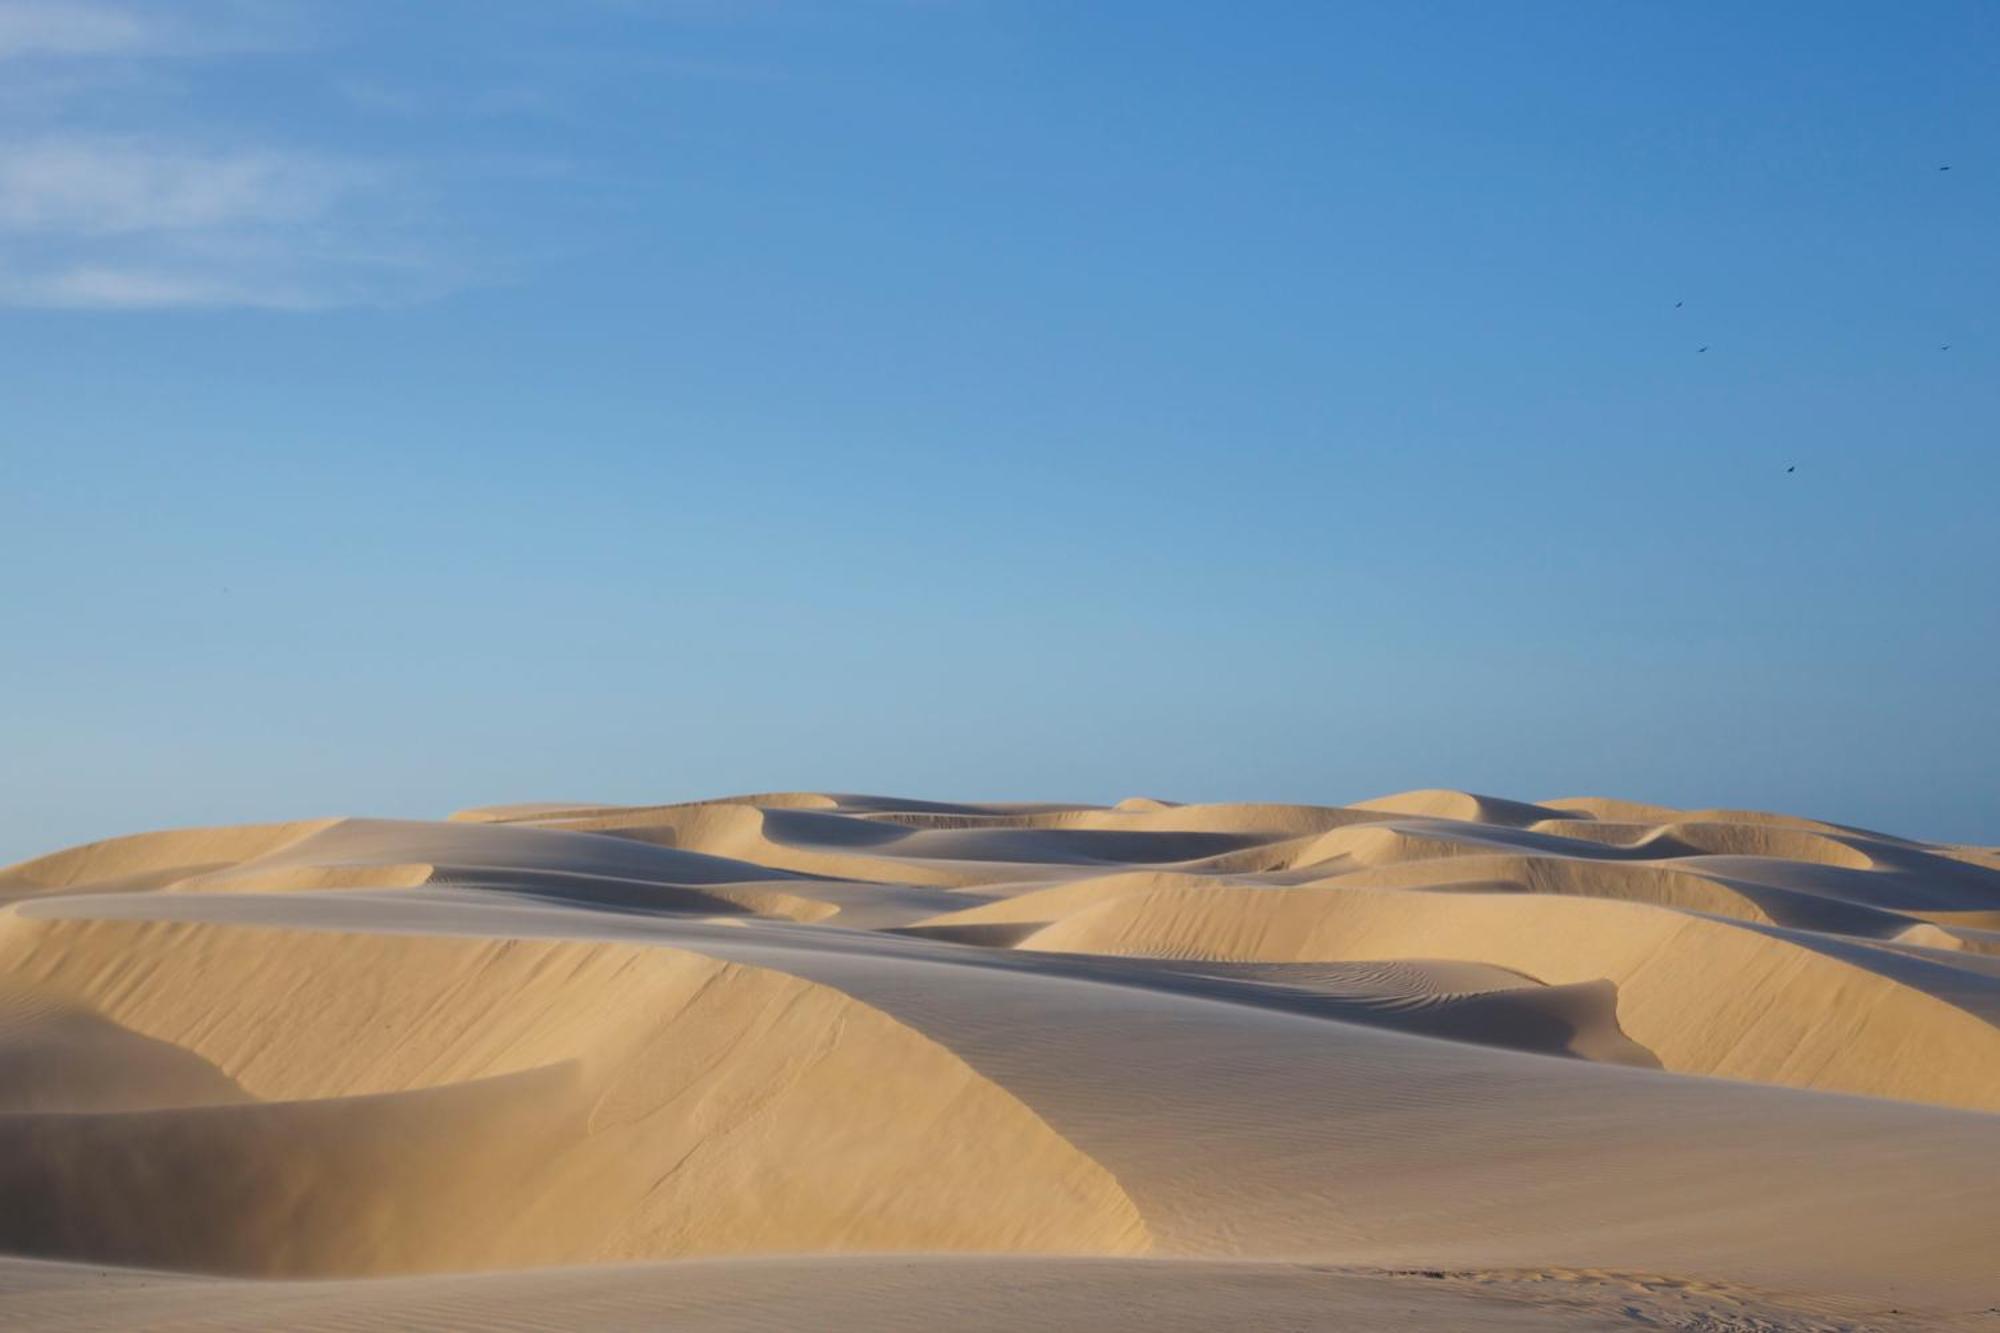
{"left": 2, "top": 789, "right": 1995, "bottom": 1329}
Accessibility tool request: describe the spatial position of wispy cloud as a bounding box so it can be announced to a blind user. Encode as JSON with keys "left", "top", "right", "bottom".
{"left": 0, "top": 251, "right": 442, "bottom": 311}
{"left": 0, "top": 2, "right": 440, "bottom": 311}
{"left": 0, "top": 137, "right": 372, "bottom": 234}
{"left": 0, "top": 135, "right": 432, "bottom": 309}
{"left": 0, "top": 2, "right": 148, "bottom": 59}
{"left": 0, "top": 0, "right": 305, "bottom": 62}
{"left": 5, "top": 264, "right": 287, "bottom": 310}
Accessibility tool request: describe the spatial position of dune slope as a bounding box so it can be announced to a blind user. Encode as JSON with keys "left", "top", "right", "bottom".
{"left": 2, "top": 787, "right": 1996, "bottom": 1330}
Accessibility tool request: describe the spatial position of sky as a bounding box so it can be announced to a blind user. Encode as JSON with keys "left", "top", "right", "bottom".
{"left": 1, "top": 0, "right": 1995, "bottom": 861}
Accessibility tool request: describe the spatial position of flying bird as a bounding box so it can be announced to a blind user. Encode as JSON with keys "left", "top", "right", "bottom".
{"left": 1941, "top": 344, "right": 1952, "bottom": 351}
{"left": 1786, "top": 465, "right": 1796, "bottom": 474}
{"left": 1939, "top": 165, "right": 1952, "bottom": 171}
{"left": 1674, "top": 300, "right": 1684, "bottom": 309}
{"left": 1697, "top": 346, "right": 1709, "bottom": 353}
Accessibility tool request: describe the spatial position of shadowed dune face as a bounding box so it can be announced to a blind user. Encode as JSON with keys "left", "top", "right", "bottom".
{"left": 1, "top": 788, "right": 1997, "bottom": 1326}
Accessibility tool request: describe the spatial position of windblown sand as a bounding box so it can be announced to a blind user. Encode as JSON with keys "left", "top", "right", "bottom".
{"left": 1, "top": 789, "right": 1996, "bottom": 1330}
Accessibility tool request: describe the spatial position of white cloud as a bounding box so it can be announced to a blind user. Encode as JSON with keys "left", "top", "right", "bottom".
{"left": 0, "top": 2, "right": 149, "bottom": 59}
{"left": 0, "top": 230, "right": 456, "bottom": 310}
{"left": 0, "top": 138, "right": 441, "bottom": 309}
{"left": 0, "top": 4, "right": 446, "bottom": 310}
{"left": 0, "top": 0, "right": 305, "bottom": 62}
{"left": 0, "top": 137, "right": 372, "bottom": 234}
{"left": 5, "top": 264, "right": 275, "bottom": 308}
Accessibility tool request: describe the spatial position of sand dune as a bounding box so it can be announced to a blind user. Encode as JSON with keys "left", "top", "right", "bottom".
{"left": 2, "top": 788, "right": 1996, "bottom": 1329}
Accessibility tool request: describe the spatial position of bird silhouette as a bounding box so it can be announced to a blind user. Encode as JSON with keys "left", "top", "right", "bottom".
{"left": 1939, "top": 165, "right": 1952, "bottom": 171}
{"left": 1697, "top": 346, "right": 1709, "bottom": 353}
{"left": 1674, "top": 300, "right": 1684, "bottom": 309}
{"left": 1786, "top": 465, "right": 1796, "bottom": 473}
{"left": 1941, "top": 344, "right": 1952, "bottom": 351}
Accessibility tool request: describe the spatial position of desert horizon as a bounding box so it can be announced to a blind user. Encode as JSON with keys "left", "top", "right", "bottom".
{"left": 1, "top": 785, "right": 1996, "bottom": 1329}
{"left": 5, "top": 2, "right": 1994, "bottom": 1328}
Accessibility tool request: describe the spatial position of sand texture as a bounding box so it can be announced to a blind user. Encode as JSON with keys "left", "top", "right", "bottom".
{"left": 2, "top": 789, "right": 1997, "bottom": 1329}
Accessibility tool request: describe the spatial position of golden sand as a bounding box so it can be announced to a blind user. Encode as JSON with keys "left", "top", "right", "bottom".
{"left": 1, "top": 789, "right": 1995, "bottom": 1328}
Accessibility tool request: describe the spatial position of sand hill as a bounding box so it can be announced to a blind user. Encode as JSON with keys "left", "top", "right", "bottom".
{"left": 1, "top": 789, "right": 1996, "bottom": 1330}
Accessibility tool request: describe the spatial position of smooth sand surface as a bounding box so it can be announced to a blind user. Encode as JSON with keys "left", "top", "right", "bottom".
{"left": 2, "top": 789, "right": 1996, "bottom": 1329}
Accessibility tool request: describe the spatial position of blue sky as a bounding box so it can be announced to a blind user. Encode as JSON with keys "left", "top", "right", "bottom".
{"left": 2, "top": 1, "right": 1995, "bottom": 859}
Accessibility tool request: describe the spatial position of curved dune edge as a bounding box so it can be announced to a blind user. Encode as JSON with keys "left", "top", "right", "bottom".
{"left": 518, "top": 803, "right": 1274, "bottom": 889}
{"left": 0, "top": 821, "right": 340, "bottom": 896}
{"left": 919, "top": 859, "right": 1796, "bottom": 938}
{"left": 1320, "top": 853, "right": 1787, "bottom": 923}
{"left": 7, "top": 789, "right": 1996, "bottom": 1107}
{"left": 0, "top": 818, "right": 845, "bottom": 924}
{"left": 1347, "top": 788, "right": 1580, "bottom": 827}
{"left": 1, "top": 785, "right": 1996, "bottom": 1318}
{"left": 0, "top": 912, "right": 1148, "bottom": 1277}
{"left": 1014, "top": 882, "right": 2000, "bottom": 1111}
{"left": 921, "top": 870, "right": 1222, "bottom": 929}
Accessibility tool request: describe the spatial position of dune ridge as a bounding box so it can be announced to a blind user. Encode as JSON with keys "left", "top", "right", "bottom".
{"left": 2, "top": 787, "right": 1996, "bottom": 1329}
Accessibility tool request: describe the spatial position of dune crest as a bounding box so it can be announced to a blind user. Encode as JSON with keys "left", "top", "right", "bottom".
{"left": 2, "top": 787, "right": 1996, "bottom": 1327}
{"left": 0, "top": 913, "right": 1145, "bottom": 1275}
